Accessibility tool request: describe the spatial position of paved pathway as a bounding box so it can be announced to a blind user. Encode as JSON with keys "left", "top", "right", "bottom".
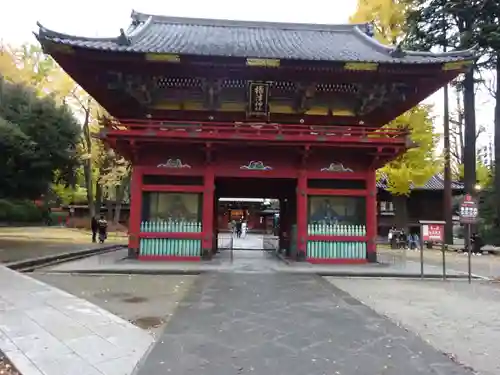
{"left": 232, "top": 233, "right": 264, "bottom": 249}
{"left": 134, "top": 273, "right": 473, "bottom": 375}
{"left": 0, "top": 265, "right": 154, "bottom": 375}
{"left": 330, "top": 278, "right": 500, "bottom": 375}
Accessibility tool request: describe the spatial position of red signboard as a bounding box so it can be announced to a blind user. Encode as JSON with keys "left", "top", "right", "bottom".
{"left": 422, "top": 224, "right": 444, "bottom": 242}
{"left": 459, "top": 194, "right": 479, "bottom": 225}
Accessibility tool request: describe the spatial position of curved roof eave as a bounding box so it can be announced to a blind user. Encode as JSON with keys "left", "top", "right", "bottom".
{"left": 352, "top": 26, "right": 476, "bottom": 60}
{"left": 36, "top": 22, "right": 120, "bottom": 43}
{"left": 36, "top": 17, "right": 153, "bottom": 46}
{"left": 354, "top": 25, "right": 475, "bottom": 59}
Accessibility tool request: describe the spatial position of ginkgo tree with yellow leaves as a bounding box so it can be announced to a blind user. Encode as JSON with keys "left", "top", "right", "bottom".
{"left": 350, "top": 0, "right": 440, "bottom": 199}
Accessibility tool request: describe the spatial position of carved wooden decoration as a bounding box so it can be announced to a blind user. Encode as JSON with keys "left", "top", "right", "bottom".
{"left": 157, "top": 158, "right": 191, "bottom": 168}
{"left": 320, "top": 162, "right": 353, "bottom": 172}
{"left": 240, "top": 161, "right": 273, "bottom": 170}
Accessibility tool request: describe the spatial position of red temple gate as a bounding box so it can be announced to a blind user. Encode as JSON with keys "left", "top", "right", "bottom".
{"left": 37, "top": 12, "right": 474, "bottom": 263}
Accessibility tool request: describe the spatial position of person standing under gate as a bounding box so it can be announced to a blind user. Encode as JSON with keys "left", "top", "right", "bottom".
{"left": 241, "top": 220, "right": 247, "bottom": 238}
{"left": 235, "top": 220, "right": 242, "bottom": 238}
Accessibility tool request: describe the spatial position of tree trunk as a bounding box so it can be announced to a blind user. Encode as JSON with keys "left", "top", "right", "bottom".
{"left": 443, "top": 83, "right": 453, "bottom": 244}
{"left": 494, "top": 54, "right": 500, "bottom": 227}
{"left": 463, "top": 68, "right": 477, "bottom": 195}
{"left": 81, "top": 106, "right": 94, "bottom": 218}
{"left": 113, "top": 173, "right": 130, "bottom": 225}
{"left": 83, "top": 159, "right": 95, "bottom": 218}
{"left": 393, "top": 195, "right": 408, "bottom": 231}
{"left": 457, "top": 101, "right": 465, "bottom": 165}
{"left": 94, "top": 181, "right": 103, "bottom": 216}
{"left": 106, "top": 199, "right": 113, "bottom": 221}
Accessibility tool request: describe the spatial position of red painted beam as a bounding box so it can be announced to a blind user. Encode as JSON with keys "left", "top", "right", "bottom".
{"left": 141, "top": 166, "right": 205, "bottom": 176}
{"left": 103, "top": 131, "right": 407, "bottom": 148}
{"left": 307, "top": 235, "right": 368, "bottom": 242}
{"left": 142, "top": 185, "right": 204, "bottom": 193}
{"left": 139, "top": 232, "right": 203, "bottom": 240}
{"left": 307, "top": 171, "right": 367, "bottom": 180}
{"left": 307, "top": 188, "right": 367, "bottom": 196}
{"left": 105, "top": 137, "right": 407, "bottom": 150}
{"left": 216, "top": 169, "right": 297, "bottom": 178}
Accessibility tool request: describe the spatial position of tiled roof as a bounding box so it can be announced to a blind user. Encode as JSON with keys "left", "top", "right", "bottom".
{"left": 377, "top": 173, "right": 464, "bottom": 191}
{"left": 36, "top": 11, "right": 474, "bottom": 64}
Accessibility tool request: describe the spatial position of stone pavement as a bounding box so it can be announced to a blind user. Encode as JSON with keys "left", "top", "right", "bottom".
{"left": 232, "top": 233, "right": 264, "bottom": 249}
{"left": 36, "top": 234, "right": 472, "bottom": 278}
{"left": 0, "top": 265, "right": 154, "bottom": 375}
{"left": 134, "top": 273, "right": 473, "bottom": 375}
{"left": 330, "top": 278, "right": 500, "bottom": 375}
{"left": 43, "top": 246, "right": 478, "bottom": 279}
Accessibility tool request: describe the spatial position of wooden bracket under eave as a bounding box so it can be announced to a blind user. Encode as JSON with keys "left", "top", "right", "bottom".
{"left": 46, "top": 42, "right": 74, "bottom": 55}
{"left": 204, "top": 142, "right": 213, "bottom": 163}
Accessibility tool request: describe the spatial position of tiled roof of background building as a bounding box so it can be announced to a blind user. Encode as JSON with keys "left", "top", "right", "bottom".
{"left": 377, "top": 173, "right": 464, "bottom": 191}
{"left": 36, "top": 11, "right": 475, "bottom": 64}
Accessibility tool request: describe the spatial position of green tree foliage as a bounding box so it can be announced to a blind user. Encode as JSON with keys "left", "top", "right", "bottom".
{"left": 0, "top": 77, "right": 80, "bottom": 199}
{"left": 477, "top": 175, "right": 500, "bottom": 244}
{"left": 2, "top": 43, "right": 129, "bottom": 215}
{"left": 350, "top": 0, "right": 439, "bottom": 195}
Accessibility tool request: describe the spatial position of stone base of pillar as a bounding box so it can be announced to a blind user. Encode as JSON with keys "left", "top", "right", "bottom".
{"left": 128, "top": 248, "right": 139, "bottom": 259}
{"left": 366, "top": 252, "right": 377, "bottom": 263}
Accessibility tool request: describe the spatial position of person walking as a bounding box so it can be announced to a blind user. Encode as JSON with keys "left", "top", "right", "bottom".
{"left": 235, "top": 220, "right": 242, "bottom": 238}
{"left": 97, "top": 215, "right": 108, "bottom": 243}
{"left": 241, "top": 221, "right": 247, "bottom": 238}
{"left": 91, "top": 216, "right": 98, "bottom": 243}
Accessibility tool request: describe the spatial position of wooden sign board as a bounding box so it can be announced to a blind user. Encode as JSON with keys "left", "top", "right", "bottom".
{"left": 247, "top": 82, "right": 269, "bottom": 117}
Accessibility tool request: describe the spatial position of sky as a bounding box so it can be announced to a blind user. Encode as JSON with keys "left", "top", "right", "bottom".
{"left": 0, "top": 0, "right": 495, "bottom": 150}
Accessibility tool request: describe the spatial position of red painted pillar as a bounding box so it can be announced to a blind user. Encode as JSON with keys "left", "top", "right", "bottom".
{"left": 297, "top": 170, "right": 308, "bottom": 260}
{"left": 366, "top": 169, "right": 377, "bottom": 262}
{"left": 212, "top": 192, "right": 218, "bottom": 252}
{"left": 202, "top": 166, "right": 215, "bottom": 258}
{"left": 129, "top": 166, "right": 143, "bottom": 258}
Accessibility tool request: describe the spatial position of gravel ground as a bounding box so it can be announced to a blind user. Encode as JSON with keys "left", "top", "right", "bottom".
{"left": 0, "top": 227, "right": 126, "bottom": 263}
{"left": 0, "top": 350, "right": 21, "bottom": 375}
{"left": 378, "top": 247, "right": 500, "bottom": 279}
{"left": 30, "top": 273, "right": 197, "bottom": 338}
{"left": 328, "top": 277, "right": 500, "bottom": 375}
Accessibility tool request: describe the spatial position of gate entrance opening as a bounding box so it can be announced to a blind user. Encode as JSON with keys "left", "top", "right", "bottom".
{"left": 215, "top": 177, "right": 296, "bottom": 256}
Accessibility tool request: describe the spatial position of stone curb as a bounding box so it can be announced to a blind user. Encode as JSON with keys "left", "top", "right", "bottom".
{"left": 40, "top": 267, "right": 484, "bottom": 280}
{"left": 6, "top": 244, "right": 125, "bottom": 271}
{"left": 44, "top": 268, "right": 206, "bottom": 275}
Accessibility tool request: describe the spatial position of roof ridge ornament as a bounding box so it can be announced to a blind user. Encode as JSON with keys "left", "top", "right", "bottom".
{"left": 365, "top": 22, "right": 375, "bottom": 38}
{"left": 118, "top": 29, "right": 131, "bottom": 46}
{"left": 389, "top": 44, "right": 406, "bottom": 58}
